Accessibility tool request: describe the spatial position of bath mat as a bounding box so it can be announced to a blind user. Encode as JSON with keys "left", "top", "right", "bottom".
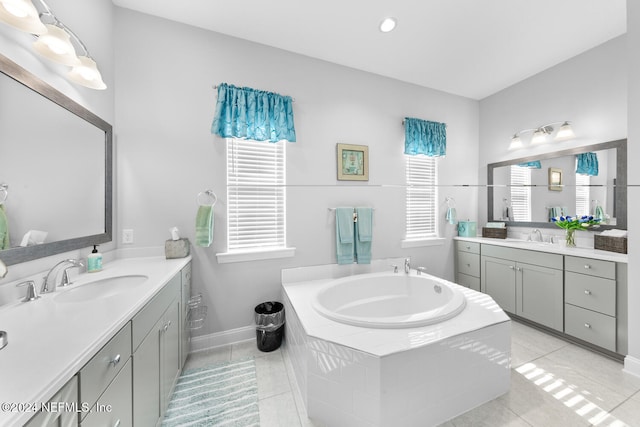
{"left": 162, "top": 357, "right": 260, "bottom": 427}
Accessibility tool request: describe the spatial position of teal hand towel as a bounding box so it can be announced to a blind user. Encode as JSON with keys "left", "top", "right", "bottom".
{"left": 445, "top": 207, "right": 457, "bottom": 225}
{"left": 195, "top": 205, "right": 214, "bottom": 247}
{"left": 355, "top": 207, "right": 372, "bottom": 264}
{"left": 0, "top": 205, "right": 9, "bottom": 250}
{"left": 594, "top": 205, "right": 605, "bottom": 221}
{"left": 336, "top": 207, "right": 354, "bottom": 264}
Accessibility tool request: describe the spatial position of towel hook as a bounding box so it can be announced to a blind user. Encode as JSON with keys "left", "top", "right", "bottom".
{"left": 445, "top": 196, "right": 455, "bottom": 208}
{"left": 197, "top": 190, "right": 217, "bottom": 207}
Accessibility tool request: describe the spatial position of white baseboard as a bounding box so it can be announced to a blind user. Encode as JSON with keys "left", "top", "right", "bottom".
{"left": 189, "top": 325, "right": 255, "bottom": 353}
{"left": 624, "top": 355, "right": 640, "bottom": 378}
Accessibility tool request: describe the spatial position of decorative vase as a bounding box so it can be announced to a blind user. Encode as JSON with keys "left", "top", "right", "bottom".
{"left": 565, "top": 229, "right": 576, "bottom": 247}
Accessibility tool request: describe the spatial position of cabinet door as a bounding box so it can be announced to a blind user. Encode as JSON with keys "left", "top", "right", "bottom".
{"left": 161, "top": 300, "right": 181, "bottom": 415}
{"left": 133, "top": 318, "right": 162, "bottom": 427}
{"left": 482, "top": 256, "right": 516, "bottom": 313}
{"left": 516, "top": 262, "right": 563, "bottom": 331}
{"left": 180, "top": 263, "right": 192, "bottom": 368}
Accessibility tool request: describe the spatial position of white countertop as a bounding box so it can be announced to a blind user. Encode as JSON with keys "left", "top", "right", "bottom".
{"left": 455, "top": 236, "right": 628, "bottom": 263}
{"left": 0, "top": 256, "right": 191, "bottom": 426}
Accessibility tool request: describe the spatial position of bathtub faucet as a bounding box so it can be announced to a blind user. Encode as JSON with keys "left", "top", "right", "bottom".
{"left": 404, "top": 258, "right": 411, "bottom": 274}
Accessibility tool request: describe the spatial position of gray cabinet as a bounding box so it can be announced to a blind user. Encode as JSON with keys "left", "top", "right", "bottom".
{"left": 564, "top": 255, "right": 619, "bottom": 352}
{"left": 180, "top": 262, "right": 192, "bottom": 368}
{"left": 81, "top": 359, "right": 132, "bottom": 427}
{"left": 455, "top": 241, "right": 481, "bottom": 291}
{"left": 481, "top": 244, "right": 563, "bottom": 331}
{"left": 25, "top": 376, "right": 78, "bottom": 427}
{"left": 78, "top": 322, "right": 132, "bottom": 424}
{"left": 132, "top": 271, "right": 182, "bottom": 427}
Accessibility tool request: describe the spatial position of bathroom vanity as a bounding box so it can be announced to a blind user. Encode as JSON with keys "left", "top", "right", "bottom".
{"left": 454, "top": 237, "right": 627, "bottom": 356}
{"left": 0, "top": 256, "right": 192, "bottom": 427}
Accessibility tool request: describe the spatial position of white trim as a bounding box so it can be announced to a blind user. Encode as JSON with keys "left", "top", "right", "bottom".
{"left": 624, "top": 355, "right": 640, "bottom": 379}
{"left": 216, "top": 247, "right": 296, "bottom": 264}
{"left": 401, "top": 238, "right": 446, "bottom": 248}
{"left": 189, "top": 325, "right": 256, "bottom": 353}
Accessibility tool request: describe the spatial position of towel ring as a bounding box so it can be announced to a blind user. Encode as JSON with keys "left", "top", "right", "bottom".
{"left": 0, "top": 183, "right": 7, "bottom": 204}
{"left": 197, "top": 190, "right": 217, "bottom": 206}
{"left": 445, "top": 196, "right": 455, "bottom": 208}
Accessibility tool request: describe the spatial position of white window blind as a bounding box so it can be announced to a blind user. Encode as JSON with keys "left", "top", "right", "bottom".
{"left": 576, "top": 173, "right": 590, "bottom": 217}
{"left": 226, "top": 138, "right": 286, "bottom": 251}
{"left": 405, "top": 155, "right": 438, "bottom": 240}
{"left": 510, "top": 166, "right": 531, "bottom": 222}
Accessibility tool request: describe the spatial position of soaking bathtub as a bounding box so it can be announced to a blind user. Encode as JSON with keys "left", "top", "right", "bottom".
{"left": 281, "top": 259, "right": 511, "bottom": 427}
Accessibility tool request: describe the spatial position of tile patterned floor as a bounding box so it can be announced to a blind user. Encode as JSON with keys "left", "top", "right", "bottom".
{"left": 184, "top": 320, "right": 640, "bottom": 427}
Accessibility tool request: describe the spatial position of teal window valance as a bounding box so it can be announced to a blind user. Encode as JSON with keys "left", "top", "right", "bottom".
{"left": 517, "top": 161, "right": 541, "bottom": 169}
{"left": 576, "top": 152, "right": 598, "bottom": 176}
{"left": 211, "top": 83, "right": 296, "bottom": 143}
{"left": 404, "top": 118, "right": 446, "bottom": 157}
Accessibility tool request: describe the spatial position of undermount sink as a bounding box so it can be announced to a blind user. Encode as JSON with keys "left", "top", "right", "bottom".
{"left": 54, "top": 275, "right": 149, "bottom": 303}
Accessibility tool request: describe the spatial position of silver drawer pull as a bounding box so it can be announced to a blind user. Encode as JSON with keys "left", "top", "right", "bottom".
{"left": 466, "top": 263, "right": 471, "bottom": 267}
{"left": 114, "top": 420, "right": 121, "bottom": 427}
{"left": 584, "top": 290, "right": 592, "bottom": 295}
{"left": 516, "top": 267, "right": 522, "bottom": 272}
{"left": 584, "top": 265, "right": 591, "bottom": 269}
{"left": 164, "top": 323, "right": 169, "bottom": 332}
{"left": 466, "top": 245, "right": 471, "bottom": 250}
{"left": 584, "top": 323, "right": 591, "bottom": 329}
{"left": 109, "top": 354, "right": 121, "bottom": 367}
{"left": 509, "top": 265, "right": 515, "bottom": 270}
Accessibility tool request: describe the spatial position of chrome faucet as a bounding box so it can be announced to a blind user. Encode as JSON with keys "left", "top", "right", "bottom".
{"left": 404, "top": 258, "right": 411, "bottom": 274}
{"left": 41, "top": 259, "right": 84, "bottom": 293}
{"left": 529, "top": 229, "right": 543, "bottom": 242}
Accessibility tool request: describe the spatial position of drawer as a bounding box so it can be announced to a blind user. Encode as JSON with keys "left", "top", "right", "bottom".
{"left": 456, "top": 240, "right": 480, "bottom": 255}
{"left": 565, "top": 304, "right": 616, "bottom": 352}
{"left": 457, "top": 251, "right": 480, "bottom": 277}
{"left": 82, "top": 358, "right": 132, "bottom": 427}
{"left": 132, "top": 273, "right": 181, "bottom": 350}
{"left": 80, "top": 322, "right": 132, "bottom": 413}
{"left": 565, "top": 272, "right": 616, "bottom": 316}
{"left": 565, "top": 256, "right": 615, "bottom": 279}
{"left": 457, "top": 273, "right": 480, "bottom": 292}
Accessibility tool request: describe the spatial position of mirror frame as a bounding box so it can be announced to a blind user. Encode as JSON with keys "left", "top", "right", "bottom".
{"left": 0, "top": 54, "right": 112, "bottom": 266}
{"left": 487, "top": 138, "right": 626, "bottom": 231}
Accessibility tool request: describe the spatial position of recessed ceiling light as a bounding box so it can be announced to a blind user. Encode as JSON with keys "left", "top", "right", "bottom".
{"left": 379, "top": 17, "right": 397, "bottom": 33}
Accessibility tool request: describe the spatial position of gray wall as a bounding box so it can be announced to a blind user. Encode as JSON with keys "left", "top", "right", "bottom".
{"left": 626, "top": 1, "right": 640, "bottom": 377}
{"left": 114, "top": 8, "right": 480, "bottom": 339}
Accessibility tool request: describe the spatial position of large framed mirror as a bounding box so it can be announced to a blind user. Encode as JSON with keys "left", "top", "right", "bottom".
{"left": 487, "top": 139, "right": 626, "bottom": 230}
{"left": 0, "top": 54, "right": 112, "bottom": 266}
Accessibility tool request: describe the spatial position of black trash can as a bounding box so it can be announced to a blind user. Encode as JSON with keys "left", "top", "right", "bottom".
{"left": 254, "top": 301, "right": 285, "bottom": 352}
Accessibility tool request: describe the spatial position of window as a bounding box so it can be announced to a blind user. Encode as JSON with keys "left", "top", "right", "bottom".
{"left": 405, "top": 155, "right": 438, "bottom": 241}
{"left": 575, "top": 173, "right": 590, "bottom": 216}
{"left": 226, "top": 138, "right": 286, "bottom": 253}
{"left": 510, "top": 166, "right": 531, "bottom": 222}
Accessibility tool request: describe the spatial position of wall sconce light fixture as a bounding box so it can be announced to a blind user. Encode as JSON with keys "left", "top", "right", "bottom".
{"left": 509, "top": 121, "right": 574, "bottom": 150}
{"left": 0, "top": 0, "right": 106, "bottom": 89}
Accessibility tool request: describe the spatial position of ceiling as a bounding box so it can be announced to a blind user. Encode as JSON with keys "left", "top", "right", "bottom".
{"left": 112, "top": 0, "right": 627, "bottom": 100}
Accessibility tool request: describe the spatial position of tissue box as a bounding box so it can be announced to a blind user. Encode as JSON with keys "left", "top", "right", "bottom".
{"left": 594, "top": 235, "right": 627, "bottom": 254}
{"left": 457, "top": 221, "right": 477, "bottom": 237}
{"left": 165, "top": 238, "right": 191, "bottom": 259}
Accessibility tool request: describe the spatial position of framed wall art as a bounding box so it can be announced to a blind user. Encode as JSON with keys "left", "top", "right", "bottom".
{"left": 548, "top": 167, "right": 563, "bottom": 191}
{"left": 337, "top": 143, "right": 369, "bottom": 181}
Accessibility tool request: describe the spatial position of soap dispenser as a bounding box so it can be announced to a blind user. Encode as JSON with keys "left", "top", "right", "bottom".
{"left": 87, "top": 245, "right": 103, "bottom": 272}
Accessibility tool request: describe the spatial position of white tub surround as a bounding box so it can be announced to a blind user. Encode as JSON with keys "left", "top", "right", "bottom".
{"left": 282, "top": 259, "right": 511, "bottom": 427}
{"left": 0, "top": 256, "right": 191, "bottom": 426}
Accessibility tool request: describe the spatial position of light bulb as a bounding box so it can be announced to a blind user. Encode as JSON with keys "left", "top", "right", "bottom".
{"left": 379, "top": 17, "right": 397, "bottom": 33}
